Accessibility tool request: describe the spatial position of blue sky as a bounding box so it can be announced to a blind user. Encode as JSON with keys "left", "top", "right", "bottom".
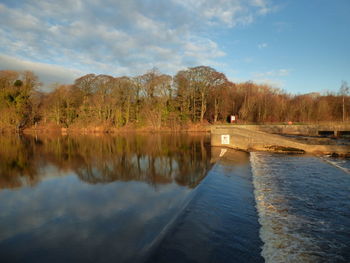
{"left": 0, "top": 0, "right": 349, "bottom": 94}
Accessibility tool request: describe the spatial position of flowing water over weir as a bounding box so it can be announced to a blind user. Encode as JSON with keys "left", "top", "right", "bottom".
{"left": 251, "top": 152, "right": 350, "bottom": 263}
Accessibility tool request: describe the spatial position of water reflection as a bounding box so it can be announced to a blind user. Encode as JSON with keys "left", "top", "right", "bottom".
{"left": 0, "top": 133, "right": 211, "bottom": 189}
{"left": 0, "top": 133, "right": 212, "bottom": 263}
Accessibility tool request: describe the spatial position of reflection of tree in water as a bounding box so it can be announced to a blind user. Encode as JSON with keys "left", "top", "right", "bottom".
{"left": 0, "top": 135, "right": 40, "bottom": 189}
{"left": 72, "top": 134, "right": 212, "bottom": 188}
{"left": 0, "top": 134, "right": 212, "bottom": 189}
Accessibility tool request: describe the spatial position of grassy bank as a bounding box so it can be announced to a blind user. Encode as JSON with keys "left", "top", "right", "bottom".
{"left": 20, "top": 122, "right": 211, "bottom": 135}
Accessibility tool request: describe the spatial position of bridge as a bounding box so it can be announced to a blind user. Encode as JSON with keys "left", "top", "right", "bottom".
{"left": 211, "top": 124, "right": 350, "bottom": 156}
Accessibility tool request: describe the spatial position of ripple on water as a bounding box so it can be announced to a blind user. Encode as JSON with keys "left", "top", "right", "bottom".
{"left": 251, "top": 152, "right": 350, "bottom": 263}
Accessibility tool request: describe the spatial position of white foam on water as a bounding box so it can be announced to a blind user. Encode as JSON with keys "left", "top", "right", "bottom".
{"left": 320, "top": 156, "right": 350, "bottom": 175}
{"left": 250, "top": 152, "right": 326, "bottom": 263}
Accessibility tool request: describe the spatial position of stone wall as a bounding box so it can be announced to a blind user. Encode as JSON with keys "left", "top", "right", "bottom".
{"left": 212, "top": 124, "right": 350, "bottom": 137}
{"left": 211, "top": 126, "right": 350, "bottom": 155}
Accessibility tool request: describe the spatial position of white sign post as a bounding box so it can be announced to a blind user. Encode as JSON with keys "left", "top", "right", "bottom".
{"left": 221, "top": 135, "right": 230, "bottom": 145}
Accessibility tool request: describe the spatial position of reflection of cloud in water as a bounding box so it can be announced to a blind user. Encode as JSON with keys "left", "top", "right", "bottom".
{"left": 0, "top": 170, "right": 192, "bottom": 262}
{"left": 0, "top": 134, "right": 212, "bottom": 262}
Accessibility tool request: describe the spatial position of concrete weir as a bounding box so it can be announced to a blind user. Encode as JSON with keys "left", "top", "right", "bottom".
{"left": 211, "top": 125, "right": 350, "bottom": 156}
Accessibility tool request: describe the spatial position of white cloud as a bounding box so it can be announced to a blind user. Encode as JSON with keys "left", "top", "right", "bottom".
{"left": 184, "top": 37, "right": 226, "bottom": 60}
{"left": 250, "top": 68, "right": 291, "bottom": 88}
{"left": 253, "top": 69, "right": 291, "bottom": 78}
{"left": 258, "top": 42, "right": 268, "bottom": 49}
{"left": 0, "top": 0, "right": 275, "bottom": 82}
{"left": 172, "top": 0, "right": 273, "bottom": 27}
{"left": 251, "top": 0, "right": 273, "bottom": 15}
{"left": 0, "top": 54, "right": 83, "bottom": 87}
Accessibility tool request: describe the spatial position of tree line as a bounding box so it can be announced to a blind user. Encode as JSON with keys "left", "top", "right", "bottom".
{"left": 0, "top": 66, "right": 348, "bottom": 130}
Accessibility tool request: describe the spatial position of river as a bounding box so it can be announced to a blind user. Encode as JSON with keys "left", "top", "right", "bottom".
{"left": 0, "top": 134, "right": 349, "bottom": 262}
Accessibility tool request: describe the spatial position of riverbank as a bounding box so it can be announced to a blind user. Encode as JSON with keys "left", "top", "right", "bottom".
{"left": 3, "top": 123, "right": 349, "bottom": 157}
{"left": 18, "top": 122, "right": 211, "bottom": 134}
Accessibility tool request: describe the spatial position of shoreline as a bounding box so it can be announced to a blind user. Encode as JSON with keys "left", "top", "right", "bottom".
{"left": 0, "top": 123, "right": 211, "bottom": 135}
{"left": 2, "top": 123, "right": 349, "bottom": 157}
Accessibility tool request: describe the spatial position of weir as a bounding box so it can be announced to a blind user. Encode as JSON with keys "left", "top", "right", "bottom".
{"left": 211, "top": 125, "right": 350, "bottom": 156}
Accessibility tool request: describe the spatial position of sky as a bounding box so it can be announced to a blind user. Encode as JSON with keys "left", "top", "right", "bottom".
{"left": 0, "top": 0, "right": 349, "bottom": 94}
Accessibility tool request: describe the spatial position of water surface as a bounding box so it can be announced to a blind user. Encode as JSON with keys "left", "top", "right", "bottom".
{"left": 251, "top": 152, "right": 350, "bottom": 263}
{"left": 0, "top": 134, "right": 262, "bottom": 263}
{"left": 4, "top": 133, "right": 348, "bottom": 263}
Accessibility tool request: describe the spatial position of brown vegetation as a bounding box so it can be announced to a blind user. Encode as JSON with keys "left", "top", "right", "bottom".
{"left": 0, "top": 67, "right": 349, "bottom": 132}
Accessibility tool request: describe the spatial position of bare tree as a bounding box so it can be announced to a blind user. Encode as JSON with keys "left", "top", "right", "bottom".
{"left": 340, "top": 81, "right": 349, "bottom": 122}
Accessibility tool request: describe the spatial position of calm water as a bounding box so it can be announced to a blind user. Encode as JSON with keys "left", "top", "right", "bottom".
{"left": 1, "top": 134, "right": 349, "bottom": 263}
{"left": 0, "top": 134, "right": 261, "bottom": 263}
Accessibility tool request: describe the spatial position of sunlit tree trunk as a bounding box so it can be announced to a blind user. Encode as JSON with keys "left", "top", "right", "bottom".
{"left": 125, "top": 95, "right": 130, "bottom": 125}
{"left": 214, "top": 98, "right": 218, "bottom": 123}
{"left": 200, "top": 92, "right": 206, "bottom": 122}
{"left": 343, "top": 95, "right": 345, "bottom": 122}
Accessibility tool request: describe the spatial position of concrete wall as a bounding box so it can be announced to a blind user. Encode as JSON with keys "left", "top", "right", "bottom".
{"left": 212, "top": 124, "right": 350, "bottom": 137}
{"left": 211, "top": 126, "right": 350, "bottom": 155}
